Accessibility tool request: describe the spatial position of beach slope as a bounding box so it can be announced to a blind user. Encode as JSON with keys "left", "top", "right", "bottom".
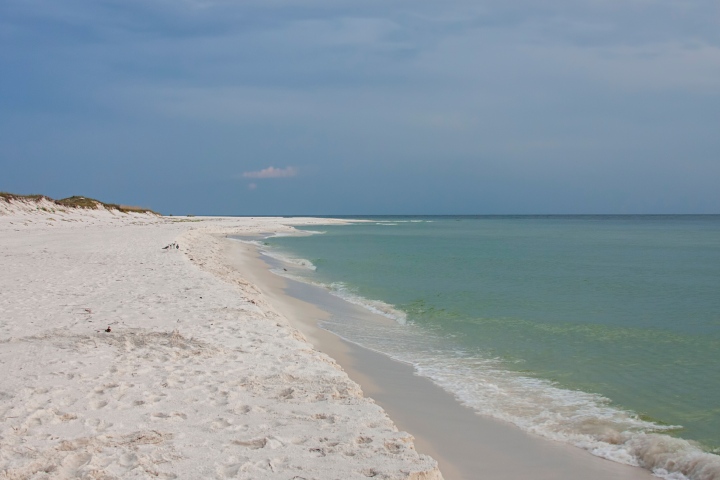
{"left": 0, "top": 199, "right": 441, "bottom": 479}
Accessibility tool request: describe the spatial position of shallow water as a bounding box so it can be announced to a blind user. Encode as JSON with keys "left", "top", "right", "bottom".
{"left": 259, "top": 216, "right": 720, "bottom": 479}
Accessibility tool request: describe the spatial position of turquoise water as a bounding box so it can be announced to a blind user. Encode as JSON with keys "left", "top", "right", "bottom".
{"left": 260, "top": 216, "right": 720, "bottom": 479}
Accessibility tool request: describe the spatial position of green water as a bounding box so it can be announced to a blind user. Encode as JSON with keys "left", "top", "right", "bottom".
{"left": 263, "top": 216, "right": 720, "bottom": 476}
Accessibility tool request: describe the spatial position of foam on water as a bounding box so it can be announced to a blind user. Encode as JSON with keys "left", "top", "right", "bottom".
{"left": 318, "top": 309, "right": 720, "bottom": 480}
{"left": 261, "top": 250, "right": 317, "bottom": 270}
{"left": 266, "top": 230, "right": 325, "bottom": 238}
{"left": 233, "top": 238, "right": 317, "bottom": 270}
{"left": 324, "top": 282, "right": 408, "bottom": 324}
{"left": 371, "top": 220, "right": 433, "bottom": 225}
{"left": 240, "top": 233, "right": 408, "bottom": 324}
{"left": 236, "top": 239, "right": 264, "bottom": 247}
{"left": 268, "top": 267, "right": 408, "bottom": 324}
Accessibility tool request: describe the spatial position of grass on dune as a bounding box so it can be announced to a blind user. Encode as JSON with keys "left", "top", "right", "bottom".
{"left": 0, "top": 192, "right": 160, "bottom": 215}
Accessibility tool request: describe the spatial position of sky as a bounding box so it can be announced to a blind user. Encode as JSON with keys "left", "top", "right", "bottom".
{"left": 1, "top": 0, "right": 719, "bottom": 215}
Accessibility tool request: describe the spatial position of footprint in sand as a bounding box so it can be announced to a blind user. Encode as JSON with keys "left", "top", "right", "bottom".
{"left": 151, "top": 412, "right": 187, "bottom": 422}
{"left": 84, "top": 417, "right": 112, "bottom": 431}
{"left": 232, "top": 438, "right": 268, "bottom": 449}
{"left": 118, "top": 452, "right": 138, "bottom": 468}
{"left": 232, "top": 405, "right": 253, "bottom": 415}
{"left": 211, "top": 418, "right": 232, "bottom": 429}
{"left": 90, "top": 399, "right": 108, "bottom": 409}
{"left": 58, "top": 452, "right": 93, "bottom": 475}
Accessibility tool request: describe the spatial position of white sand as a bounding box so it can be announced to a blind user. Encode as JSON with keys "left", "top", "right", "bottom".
{"left": 0, "top": 199, "right": 442, "bottom": 479}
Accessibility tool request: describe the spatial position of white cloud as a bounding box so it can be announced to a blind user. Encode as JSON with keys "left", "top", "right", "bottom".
{"left": 243, "top": 166, "right": 298, "bottom": 178}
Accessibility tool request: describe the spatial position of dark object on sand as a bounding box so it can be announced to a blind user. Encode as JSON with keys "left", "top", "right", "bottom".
{"left": 105, "top": 326, "right": 112, "bottom": 333}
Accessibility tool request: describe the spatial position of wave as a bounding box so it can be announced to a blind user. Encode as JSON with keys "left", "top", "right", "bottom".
{"left": 268, "top": 267, "right": 408, "bottom": 325}
{"left": 260, "top": 250, "right": 317, "bottom": 270}
{"left": 318, "top": 315, "right": 720, "bottom": 480}
{"left": 372, "top": 220, "right": 433, "bottom": 225}
{"left": 248, "top": 234, "right": 407, "bottom": 324}
{"left": 232, "top": 233, "right": 321, "bottom": 271}
{"left": 411, "top": 357, "right": 717, "bottom": 479}
{"left": 324, "top": 282, "right": 408, "bottom": 324}
{"left": 235, "top": 239, "right": 264, "bottom": 247}
{"left": 266, "top": 229, "right": 326, "bottom": 238}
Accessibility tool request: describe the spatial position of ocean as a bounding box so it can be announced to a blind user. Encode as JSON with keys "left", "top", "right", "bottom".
{"left": 254, "top": 215, "right": 720, "bottom": 480}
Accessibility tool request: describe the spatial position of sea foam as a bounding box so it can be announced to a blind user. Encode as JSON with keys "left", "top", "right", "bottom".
{"left": 318, "top": 313, "right": 720, "bottom": 480}
{"left": 260, "top": 250, "right": 317, "bottom": 270}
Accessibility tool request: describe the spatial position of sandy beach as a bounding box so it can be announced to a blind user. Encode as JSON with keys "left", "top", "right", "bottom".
{"left": 0, "top": 198, "right": 657, "bottom": 479}
{"left": 0, "top": 198, "right": 441, "bottom": 479}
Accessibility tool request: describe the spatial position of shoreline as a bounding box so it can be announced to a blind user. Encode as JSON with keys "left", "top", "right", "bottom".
{"left": 1, "top": 201, "right": 713, "bottom": 479}
{"left": 221, "top": 235, "right": 655, "bottom": 480}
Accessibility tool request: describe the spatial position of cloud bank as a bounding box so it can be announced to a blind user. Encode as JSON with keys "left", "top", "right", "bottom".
{"left": 1, "top": 0, "right": 718, "bottom": 214}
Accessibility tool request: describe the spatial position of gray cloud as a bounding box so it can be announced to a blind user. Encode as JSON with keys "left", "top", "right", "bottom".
{"left": 1, "top": 0, "right": 719, "bottom": 214}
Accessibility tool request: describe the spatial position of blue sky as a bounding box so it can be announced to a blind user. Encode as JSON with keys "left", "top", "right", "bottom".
{"left": 1, "top": 0, "right": 719, "bottom": 214}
